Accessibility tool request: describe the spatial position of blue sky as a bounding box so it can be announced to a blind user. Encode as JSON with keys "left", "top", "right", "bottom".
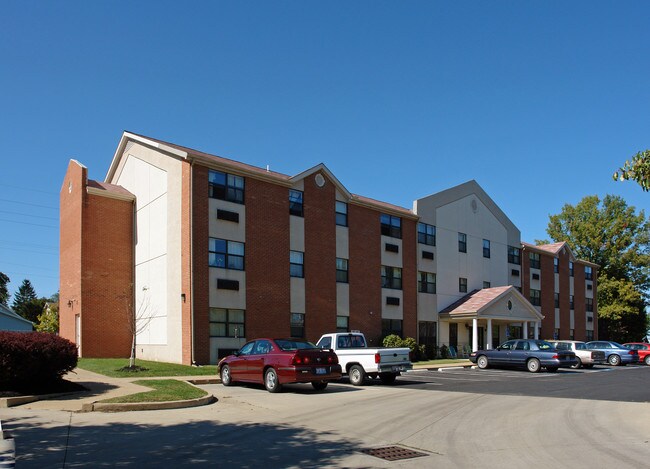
{"left": 1, "top": 1, "right": 648, "bottom": 301}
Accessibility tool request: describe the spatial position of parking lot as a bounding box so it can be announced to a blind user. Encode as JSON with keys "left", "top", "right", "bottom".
{"left": 4, "top": 364, "right": 650, "bottom": 468}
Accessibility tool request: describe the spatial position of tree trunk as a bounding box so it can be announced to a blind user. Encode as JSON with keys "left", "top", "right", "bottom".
{"left": 129, "top": 334, "right": 136, "bottom": 368}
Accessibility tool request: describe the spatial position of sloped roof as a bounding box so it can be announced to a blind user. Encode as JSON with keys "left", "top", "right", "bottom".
{"left": 439, "top": 286, "right": 543, "bottom": 321}
{"left": 87, "top": 180, "right": 135, "bottom": 198}
{"left": 0, "top": 303, "right": 34, "bottom": 326}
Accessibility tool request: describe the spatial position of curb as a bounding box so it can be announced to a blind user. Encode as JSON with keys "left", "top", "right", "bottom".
{"left": 83, "top": 394, "right": 217, "bottom": 413}
{"left": 1, "top": 391, "right": 81, "bottom": 409}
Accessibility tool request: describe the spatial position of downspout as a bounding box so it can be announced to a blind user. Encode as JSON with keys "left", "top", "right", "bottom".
{"left": 190, "top": 159, "right": 196, "bottom": 365}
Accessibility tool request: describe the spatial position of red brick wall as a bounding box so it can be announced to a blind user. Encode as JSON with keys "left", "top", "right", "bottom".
{"left": 558, "top": 251, "right": 571, "bottom": 339}
{"left": 188, "top": 164, "right": 210, "bottom": 364}
{"left": 348, "top": 203, "right": 382, "bottom": 346}
{"left": 80, "top": 192, "right": 134, "bottom": 358}
{"left": 592, "top": 268, "right": 599, "bottom": 339}
{"left": 540, "top": 254, "right": 555, "bottom": 339}
{"left": 246, "top": 178, "right": 291, "bottom": 338}
{"left": 304, "top": 173, "right": 337, "bottom": 341}
{"left": 401, "top": 219, "right": 417, "bottom": 338}
{"left": 573, "top": 264, "right": 586, "bottom": 341}
{"left": 59, "top": 161, "right": 85, "bottom": 347}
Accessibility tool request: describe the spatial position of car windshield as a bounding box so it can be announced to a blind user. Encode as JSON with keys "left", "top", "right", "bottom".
{"left": 575, "top": 342, "right": 587, "bottom": 350}
{"left": 535, "top": 340, "right": 554, "bottom": 350}
{"left": 275, "top": 339, "right": 318, "bottom": 351}
{"left": 554, "top": 342, "right": 571, "bottom": 351}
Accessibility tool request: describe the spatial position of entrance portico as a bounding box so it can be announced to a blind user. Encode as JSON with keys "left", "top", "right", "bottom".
{"left": 439, "top": 286, "right": 544, "bottom": 352}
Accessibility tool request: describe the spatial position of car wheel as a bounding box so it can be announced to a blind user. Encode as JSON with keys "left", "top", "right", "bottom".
{"left": 264, "top": 368, "right": 282, "bottom": 393}
{"left": 572, "top": 357, "right": 582, "bottom": 369}
{"left": 379, "top": 373, "right": 397, "bottom": 385}
{"left": 527, "top": 358, "right": 541, "bottom": 373}
{"left": 645, "top": 355, "right": 650, "bottom": 366}
{"left": 349, "top": 365, "right": 366, "bottom": 386}
{"left": 477, "top": 355, "right": 489, "bottom": 369}
{"left": 220, "top": 365, "right": 232, "bottom": 386}
{"left": 547, "top": 367, "right": 558, "bottom": 373}
{"left": 608, "top": 354, "right": 621, "bottom": 366}
{"left": 311, "top": 381, "right": 328, "bottom": 391}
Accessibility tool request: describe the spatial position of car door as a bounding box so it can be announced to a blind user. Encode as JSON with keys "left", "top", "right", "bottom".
{"left": 491, "top": 340, "right": 516, "bottom": 365}
{"left": 510, "top": 340, "right": 530, "bottom": 366}
{"left": 231, "top": 341, "right": 255, "bottom": 381}
{"left": 246, "top": 340, "right": 272, "bottom": 383}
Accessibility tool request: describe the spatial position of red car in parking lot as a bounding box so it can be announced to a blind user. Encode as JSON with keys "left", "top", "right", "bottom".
{"left": 623, "top": 342, "right": 650, "bottom": 366}
{"left": 218, "top": 338, "right": 342, "bottom": 392}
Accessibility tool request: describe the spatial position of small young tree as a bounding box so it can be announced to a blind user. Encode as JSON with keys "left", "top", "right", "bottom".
{"left": 120, "top": 286, "right": 155, "bottom": 369}
{"left": 36, "top": 302, "right": 59, "bottom": 334}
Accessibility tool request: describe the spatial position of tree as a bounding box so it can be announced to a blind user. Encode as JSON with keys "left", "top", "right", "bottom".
{"left": 36, "top": 301, "right": 59, "bottom": 334}
{"left": 544, "top": 195, "right": 650, "bottom": 341}
{"left": 12, "top": 279, "right": 38, "bottom": 321}
{"left": 614, "top": 150, "right": 650, "bottom": 192}
{"left": 119, "top": 285, "right": 155, "bottom": 369}
{"left": 0, "top": 272, "right": 9, "bottom": 306}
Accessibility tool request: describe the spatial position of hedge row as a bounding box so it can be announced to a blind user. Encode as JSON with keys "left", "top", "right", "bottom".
{"left": 0, "top": 331, "right": 78, "bottom": 391}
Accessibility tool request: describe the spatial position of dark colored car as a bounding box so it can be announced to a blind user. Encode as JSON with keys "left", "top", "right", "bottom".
{"left": 623, "top": 342, "right": 650, "bottom": 366}
{"left": 469, "top": 339, "right": 577, "bottom": 373}
{"left": 218, "top": 338, "right": 342, "bottom": 393}
{"left": 585, "top": 341, "right": 639, "bottom": 366}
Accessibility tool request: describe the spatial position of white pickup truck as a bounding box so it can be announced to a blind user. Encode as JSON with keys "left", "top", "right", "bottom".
{"left": 316, "top": 332, "right": 413, "bottom": 385}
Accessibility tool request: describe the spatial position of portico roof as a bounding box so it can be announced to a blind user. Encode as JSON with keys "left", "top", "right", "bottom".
{"left": 439, "top": 286, "right": 543, "bottom": 322}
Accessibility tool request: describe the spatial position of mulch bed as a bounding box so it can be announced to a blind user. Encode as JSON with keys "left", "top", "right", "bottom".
{"left": 0, "top": 379, "right": 86, "bottom": 397}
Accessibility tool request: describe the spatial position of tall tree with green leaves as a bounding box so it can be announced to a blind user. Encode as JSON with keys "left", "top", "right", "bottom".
{"left": 614, "top": 150, "right": 650, "bottom": 192}
{"left": 0, "top": 272, "right": 10, "bottom": 306}
{"left": 545, "top": 195, "right": 649, "bottom": 341}
{"left": 12, "top": 279, "right": 38, "bottom": 321}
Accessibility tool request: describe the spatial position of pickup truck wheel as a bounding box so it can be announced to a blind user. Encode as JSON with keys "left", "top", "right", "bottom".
{"left": 264, "top": 368, "right": 282, "bottom": 393}
{"left": 645, "top": 355, "right": 650, "bottom": 366}
{"left": 379, "top": 373, "right": 396, "bottom": 385}
{"left": 572, "top": 357, "right": 582, "bottom": 369}
{"left": 527, "top": 358, "right": 540, "bottom": 373}
{"left": 608, "top": 354, "right": 621, "bottom": 366}
{"left": 477, "top": 355, "right": 489, "bottom": 369}
{"left": 349, "top": 365, "right": 366, "bottom": 386}
{"left": 220, "top": 365, "right": 232, "bottom": 386}
{"left": 311, "top": 381, "right": 328, "bottom": 391}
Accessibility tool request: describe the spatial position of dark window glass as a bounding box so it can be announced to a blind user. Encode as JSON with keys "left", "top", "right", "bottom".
{"left": 554, "top": 293, "right": 559, "bottom": 308}
{"left": 209, "top": 170, "right": 244, "bottom": 204}
{"left": 483, "top": 281, "right": 491, "bottom": 289}
{"left": 586, "top": 298, "right": 593, "bottom": 312}
{"left": 336, "top": 316, "right": 349, "bottom": 333}
{"left": 289, "top": 190, "right": 304, "bottom": 217}
{"left": 458, "top": 233, "right": 467, "bottom": 253}
{"left": 290, "top": 313, "right": 305, "bottom": 338}
{"left": 381, "top": 266, "right": 402, "bottom": 289}
{"left": 554, "top": 258, "right": 559, "bottom": 273}
{"left": 418, "top": 272, "right": 436, "bottom": 294}
{"left": 508, "top": 246, "right": 521, "bottom": 264}
{"left": 483, "top": 239, "right": 490, "bottom": 258}
{"left": 417, "top": 223, "right": 436, "bottom": 246}
{"left": 336, "top": 258, "right": 349, "bottom": 283}
{"left": 209, "top": 238, "right": 244, "bottom": 270}
{"left": 585, "top": 266, "right": 593, "bottom": 280}
{"left": 209, "top": 308, "right": 245, "bottom": 338}
{"left": 290, "top": 251, "right": 304, "bottom": 278}
{"left": 380, "top": 214, "right": 402, "bottom": 239}
{"left": 529, "top": 252, "right": 540, "bottom": 269}
{"left": 530, "top": 289, "right": 541, "bottom": 306}
{"left": 382, "top": 319, "right": 403, "bottom": 338}
{"left": 569, "top": 261, "right": 574, "bottom": 277}
{"left": 336, "top": 201, "right": 348, "bottom": 227}
{"left": 570, "top": 295, "right": 575, "bottom": 309}
{"left": 459, "top": 277, "right": 467, "bottom": 293}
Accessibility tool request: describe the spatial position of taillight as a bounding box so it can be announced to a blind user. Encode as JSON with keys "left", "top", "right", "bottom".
{"left": 552, "top": 354, "right": 559, "bottom": 359}
{"left": 292, "top": 353, "right": 309, "bottom": 365}
{"left": 628, "top": 350, "right": 636, "bottom": 356}
{"left": 375, "top": 352, "right": 381, "bottom": 364}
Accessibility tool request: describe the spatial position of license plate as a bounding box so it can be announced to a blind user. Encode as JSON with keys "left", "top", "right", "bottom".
{"left": 392, "top": 366, "right": 402, "bottom": 372}
{"left": 315, "top": 367, "right": 327, "bottom": 375}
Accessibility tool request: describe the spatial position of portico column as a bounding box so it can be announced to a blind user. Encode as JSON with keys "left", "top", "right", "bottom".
{"left": 523, "top": 321, "right": 528, "bottom": 339}
{"left": 472, "top": 318, "right": 478, "bottom": 352}
{"left": 534, "top": 321, "right": 539, "bottom": 339}
{"left": 486, "top": 318, "right": 493, "bottom": 349}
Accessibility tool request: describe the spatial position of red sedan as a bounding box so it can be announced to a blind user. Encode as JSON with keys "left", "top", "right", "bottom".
{"left": 218, "top": 338, "right": 342, "bottom": 392}
{"left": 624, "top": 342, "right": 650, "bottom": 366}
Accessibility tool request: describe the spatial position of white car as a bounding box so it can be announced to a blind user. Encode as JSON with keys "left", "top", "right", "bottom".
{"left": 549, "top": 340, "right": 606, "bottom": 368}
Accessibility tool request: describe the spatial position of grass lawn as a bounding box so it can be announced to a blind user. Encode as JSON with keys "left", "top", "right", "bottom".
{"left": 78, "top": 358, "right": 218, "bottom": 378}
{"left": 100, "top": 379, "right": 207, "bottom": 403}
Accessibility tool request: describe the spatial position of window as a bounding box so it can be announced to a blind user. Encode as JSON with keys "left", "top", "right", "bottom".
{"left": 336, "top": 315, "right": 349, "bottom": 332}
{"left": 508, "top": 246, "right": 521, "bottom": 264}
{"left": 554, "top": 328, "right": 560, "bottom": 340}
{"left": 335, "top": 201, "right": 348, "bottom": 226}
{"left": 386, "top": 296, "right": 400, "bottom": 306}
{"left": 422, "top": 251, "right": 434, "bottom": 260}
{"left": 483, "top": 281, "right": 491, "bottom": 289}
{"left": 483, "top": 239, "right": 491, "bottom": 258}
{"left": 290, "top": 251, "right": 304, "bottom": 278}
{"left": 554, "top": 258, "right": 559, "bottom": 273}
{"left": 418, "top": 272, "right": 436, "bottom": 294}
{"left": 209, "top": 238, "right": 244, "bottom": 270}
{"left": 458, "top": 233, "right": 467, "bottom": 253}
{"left": 289, "top": 190, "right": 304, "bottom": 217}
{"left": 290, "top": 313, "right": 305, "bottom": 338}
{"left": 570, "top": 295, "right": 574, "bottom": 309}
{"left": 569, "top": 261, "right": 574, "bottom": 277}
{"left": 382, "top": 319, "right": 403, "bottom": 338}
{"left": 217, "top": 279, "right": 239, "bottom": 290}
{"left": 209, "top": 170, "right": 244, "bottom": 204}
{"left": 209, "top": 308, "right": 245, "bottom": 338}
{"left": 217, "top": 209, "right": 239, "bottom": 223}
{"left": 554, "top": 292, "right": 559, "bottom": 308}
{"left": 586, "top": 298, "right": 593, "bottom": 312}
{"left": 459, "top": 277, "right": 468, "bottom": 293}
{"left": 529, "top": 252, "right": 540, "bottom": 269}
{"left": 380, "top": 214, "right": 402, "bottom": 238}
{"left": 336, "top": 258, "right": 349, "bottom": 283}
{"left": 585, "top": 266, "right": 593, "bottom": 280}
{"left": 385, "top": 243, "right": 399, "bottom": 253}
{"left": 530, "top": 289, "right": 541, "bottom": 306}
{"left": 417, "top": 223, "right": 436, "bottom": 246}
{"left": 381, "top": 266, "right": 402, "bottom": 289}
{"left": 586, "top": 330, "right": 594, "bottom": 341}
{"left": 570, "top": 329, "right": 575, "bottom": 340}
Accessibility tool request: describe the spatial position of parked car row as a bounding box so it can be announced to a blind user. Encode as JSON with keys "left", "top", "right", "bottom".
{"left": 469, "top": 339, "right": 646, "bottom": 373}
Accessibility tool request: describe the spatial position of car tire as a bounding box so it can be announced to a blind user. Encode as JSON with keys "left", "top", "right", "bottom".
{"left": 608, "top": 354, "right": 621, "bottom": 366}
{"left": 547, "top": 367, "right": 558, "bottom": 373}
{"left": 311, "top": 381, "right": 328, "bottom": 391}
{"left": 379, "top": 373, "right": 397, "bottom": 385}
{"left": 527, "top": 358, "right": 541, "bottom": 373}
{"left": 645, "top": 355, "right": 650, "bottom": 366}
{"left": 572, "top": 357, "right": 582, "bottom": 369}
{"left": 349, "top": 365, "right": 366, "bottom": 386}
{"left": 221, "top": 365, "right": 232, "bottom": 386}
{"left": 264, "top": 368, "right": 282, "bottom": 393}
{"left": 477, "top": 355, "right": 489, "bottom": 369}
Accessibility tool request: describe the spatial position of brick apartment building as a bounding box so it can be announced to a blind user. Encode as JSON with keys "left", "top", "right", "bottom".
{"left": 59, "top": 132, "right": 598, "bottom": 364}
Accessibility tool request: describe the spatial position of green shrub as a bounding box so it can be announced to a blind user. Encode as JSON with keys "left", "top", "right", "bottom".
{"left": 440, "top": 344, "right": 450, "bottom": 359}
{"left": 382, "top": 335, "right": 426, "bottom": 361}
{"left": 382, "top": 334, "right": 403, "bottom": 348}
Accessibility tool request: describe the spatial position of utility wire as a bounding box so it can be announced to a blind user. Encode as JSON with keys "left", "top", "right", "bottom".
{"left": 0, "top": 218, "right": 57, "bottom": 228}
{"left": 0, "top": 198, "right": 58, "bottom": 210}
{"left": 0, "top": 209, "right": 59, "bottom": 221}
